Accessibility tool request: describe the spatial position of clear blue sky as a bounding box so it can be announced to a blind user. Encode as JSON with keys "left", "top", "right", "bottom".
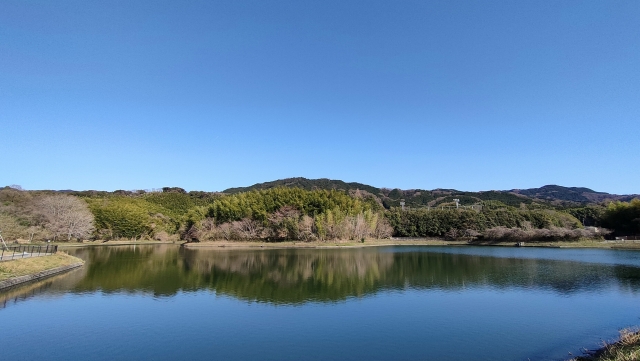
{"left": 2, "top": 1, "right": 639, "bottom": 194}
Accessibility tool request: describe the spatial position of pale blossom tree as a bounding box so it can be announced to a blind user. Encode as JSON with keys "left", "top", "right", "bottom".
{"left": 352, "top": 214, "right": 369, "bottom": 240}
{"left": 35, "top": 195, "right": 95, "bottom": 241}
{"left": 374, "top": 217, "right": 393, "bottom": 239}
{"left": 232, "top": 218, "right": 263, "bottom": 240}
{"left": 297, "top": 215, "right": 316, "bottom": 242}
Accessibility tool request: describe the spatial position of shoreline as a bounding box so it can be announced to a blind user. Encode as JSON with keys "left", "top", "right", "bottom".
{"left": 183, "top": 239, "right": 466, "bottom": 250}
{"left": 56, "top": 240, "right": 178, "bottom": 248}
{"left": 8, "top": 238, "right": 636, "bottom": 251}
{"left": 181, "top": 238, "right": 640, "bottom": 250}
{"left": 0, "top": 253, "right": 85, "bottom": 291}
{"left": 570, "top": 328, "right": 640, "bottom": 361}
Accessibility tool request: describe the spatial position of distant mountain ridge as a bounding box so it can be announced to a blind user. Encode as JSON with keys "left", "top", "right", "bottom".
{"left": 223, "top": 177, "right": 638, "bottom": 207}
{"left": 13, "top": 178, "right": 634, "bottom": 208}
{"left": 509, "top": 184, "right": 636, "bottom": 203}
{"left": 223, "top": 177, "right": 379, "bottom": 195}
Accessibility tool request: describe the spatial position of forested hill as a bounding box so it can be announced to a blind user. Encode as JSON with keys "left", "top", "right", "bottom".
{"left": 223, "top": 178, "right": 637, "bottom": 208}
{"left": 510, "top": 185, "right": 637, "bottom": 203}
{"left": 2, "top": 181, "right": 638, "bottom": 243}
{"left": 223, "top": 177, "right": 379, "bottom": 195}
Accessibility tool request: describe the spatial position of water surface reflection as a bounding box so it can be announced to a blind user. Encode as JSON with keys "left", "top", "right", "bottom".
{"left": 3, "top": 245, "right": 640, "bottom": 361}
{"left": 48, "top": 245, "right": 640, "bottom": 303}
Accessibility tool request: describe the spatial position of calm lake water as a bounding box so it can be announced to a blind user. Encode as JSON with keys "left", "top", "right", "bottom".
{"left": 2, "top": 245, "right": 640, "bottom": 361}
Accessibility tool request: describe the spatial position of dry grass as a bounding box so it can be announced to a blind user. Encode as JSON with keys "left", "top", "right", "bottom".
{"left": 0, "top": 253, "right": 83, "bottom": 281}
{"left": 571, "top": 328, "right": 640, "bottom": 361}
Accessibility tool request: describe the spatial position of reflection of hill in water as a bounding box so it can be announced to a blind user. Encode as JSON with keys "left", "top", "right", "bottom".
{"left": 57, "top": 245, "right": 640, "bottom": 303}
{"left": 183, "top": 248, "right": 395, "bottom": 302}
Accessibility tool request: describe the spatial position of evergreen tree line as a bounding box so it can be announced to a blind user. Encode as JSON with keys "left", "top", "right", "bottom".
{"left": 184, "top": 188, "right": 391, "bottom": 241}
{"left": 600, "top": 199, "right": 640, "bottom": 236}
{"left": 385, "top": 207, "right": 605, "bottom": 241}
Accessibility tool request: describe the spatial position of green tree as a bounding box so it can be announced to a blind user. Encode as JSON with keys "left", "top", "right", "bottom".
{"left": 90, "top": 198, "right": 152, "bottom": 239}
{"left": 602, "top": 199, "right": 640, "bottom": 236}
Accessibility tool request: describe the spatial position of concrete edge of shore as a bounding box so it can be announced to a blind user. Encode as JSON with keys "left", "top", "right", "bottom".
{"left": 0, "top": 262, "right": 84, "bottom": 291}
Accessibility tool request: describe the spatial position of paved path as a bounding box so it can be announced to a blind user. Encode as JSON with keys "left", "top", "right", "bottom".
{"left": 0, "top": 251, "right": 55, "bottom": 262}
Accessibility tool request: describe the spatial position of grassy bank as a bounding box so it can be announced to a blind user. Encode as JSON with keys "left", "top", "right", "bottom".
{"left": 571, "top": 329, "right": 640, "bottom": 361}
{"left": 0, "top": 253, "right": 84, "bottom": 281}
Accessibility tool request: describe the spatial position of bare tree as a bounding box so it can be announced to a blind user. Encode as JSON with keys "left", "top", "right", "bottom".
{"left": 232, "top": 218, "right": 263, "bottom": 240}
{"left": 297, "top": 215, "right": 316, "bottom": 242}
{"left": 267, "top": 206, "right": 301, "bottom": 240}
{"left": 352, "top": 214, "right": 369, "bottom": 240}
{"left": 35, "top": 195, "right": 95, "bottom": 241}
{"left": 374, "top": 217, "right": 394, "bottom": 239}
{"left": 26, "top": 225, "right": 45, "bottom": 242}
{"left": 217, "top": 223, "right": 234, "bottom": 240}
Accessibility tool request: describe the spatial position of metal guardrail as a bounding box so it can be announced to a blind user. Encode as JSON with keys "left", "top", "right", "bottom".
{"left": 0, "top": 245, "right": 58, "bottom": 261}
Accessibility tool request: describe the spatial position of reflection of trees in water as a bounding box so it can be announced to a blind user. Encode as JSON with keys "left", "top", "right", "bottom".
{"left": 182, "top": 249, "right": 395, "bottom": 303}
{"left": 185, "top": 249, "right": 395, "bottom": 282}
{"left": 70, "top": 245, "right": 205, "bottom": 296}
{"left": 613, "top": 266, "right": 640, "bottom": 293}
{"left": 393, "top": 252, "right": 640, "bottom": 295}
{"left": 54, "top": 246, "right": 640, "bottom": 303}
